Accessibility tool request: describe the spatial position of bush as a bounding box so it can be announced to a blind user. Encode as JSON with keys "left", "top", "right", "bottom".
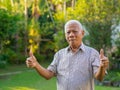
{"left": 104, "top": 70, "right": 120, "bottom": 87}
{"left": 0, "top": 54, "right": 8, "bottom": 68}
{"left": 3, "top": 49, "right": 26, "bottom": 64}
{"left": 35, "top": 53, "right": 46, "bottom": 62}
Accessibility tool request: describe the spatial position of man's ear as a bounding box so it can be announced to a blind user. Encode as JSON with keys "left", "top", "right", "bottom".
{"left": 82, "top": 30, "right": 85, "bottom": 36}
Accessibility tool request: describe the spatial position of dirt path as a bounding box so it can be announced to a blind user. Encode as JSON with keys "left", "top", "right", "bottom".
{"left": 0, "top": 70, "right": 33, "bottom": 77}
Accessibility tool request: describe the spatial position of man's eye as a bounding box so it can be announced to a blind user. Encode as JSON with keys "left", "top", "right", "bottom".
{"left": 67, "top": 32, "right": 70, "bottom": 34}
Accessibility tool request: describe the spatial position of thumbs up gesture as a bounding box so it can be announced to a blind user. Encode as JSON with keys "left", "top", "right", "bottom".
{"left": 99, "top": 49, "right": 109, "bottom": 70}
{"left": 26, "top": 46, "right": 38, "bottom": 68}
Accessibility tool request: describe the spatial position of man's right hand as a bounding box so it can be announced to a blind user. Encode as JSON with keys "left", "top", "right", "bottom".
{"left": 26, "top": 47, "right": 38, "bottom": 68}
{"left": 25, "top": 46, "right": 55, "bottom": 80}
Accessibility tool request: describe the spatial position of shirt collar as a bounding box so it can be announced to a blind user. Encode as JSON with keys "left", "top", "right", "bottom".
{"left": 66, "top": 43, "right": 85, "bottom": 52}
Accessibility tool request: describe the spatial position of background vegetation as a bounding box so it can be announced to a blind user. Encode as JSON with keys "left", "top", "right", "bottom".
{"left": 0, "top": 0, "right": 120, "bottom": 88}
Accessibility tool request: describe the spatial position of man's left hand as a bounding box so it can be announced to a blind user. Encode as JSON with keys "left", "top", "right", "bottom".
{"left": 99, "top": 49, "right": 109, "bottom": 70}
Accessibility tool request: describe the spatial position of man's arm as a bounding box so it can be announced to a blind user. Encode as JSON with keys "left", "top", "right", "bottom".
{"left": 26, "top": 51, "right": 55, "bottom": 80}
{"left": 35, "top": 62, "right": 55, "bottom": 80}
{"left": 94, "top": 49, "right": 109, "bottom": 81}
{"left": 94, "top": 66, "right": 106, "bottom": 81}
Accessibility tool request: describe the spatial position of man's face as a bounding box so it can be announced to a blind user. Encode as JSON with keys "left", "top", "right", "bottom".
{"left": 65, "top": 23, "right": 84, "bottom": 47}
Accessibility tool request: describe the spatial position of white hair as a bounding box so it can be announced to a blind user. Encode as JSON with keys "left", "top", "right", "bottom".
{"left": 64, "top": 20, "right": 83, "bottom": 33}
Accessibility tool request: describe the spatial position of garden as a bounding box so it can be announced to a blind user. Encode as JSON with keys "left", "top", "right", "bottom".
{"left": 0, "top": 0, "right": 120, "bottom": 90}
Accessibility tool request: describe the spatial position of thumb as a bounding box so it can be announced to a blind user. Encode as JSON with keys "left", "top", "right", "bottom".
{"left": 100, "top": 48, "right": 104, "bottom": 58}
{"left": 29, "top": 45, "right": 34, "bottom": 57}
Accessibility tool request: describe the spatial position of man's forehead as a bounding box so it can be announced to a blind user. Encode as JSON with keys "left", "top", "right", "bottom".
{"left": 66, "top": 23, "right": 79, "bottom": 29}
{"left": 66, "top": 24, "right": 81, "bottom": 30}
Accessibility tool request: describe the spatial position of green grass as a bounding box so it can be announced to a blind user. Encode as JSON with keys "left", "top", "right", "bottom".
{"left": 0, "top": 62, "right": 49, "bottom": 74}
{"left": 0, "top": 64, "right": 120, "bottom": 90}
{"left": 95, "top": 86, "right": 120, "bottom": 90}
{"left": 0, "top": 70, "right": 56, "bottom": 90}
{"left": 0, "top": 64, "right": 29, "bottom": 74}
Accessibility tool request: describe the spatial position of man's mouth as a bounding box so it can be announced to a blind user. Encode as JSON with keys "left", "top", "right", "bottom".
{"left": 69, "top": 39, "right": 75, "bottom": 41}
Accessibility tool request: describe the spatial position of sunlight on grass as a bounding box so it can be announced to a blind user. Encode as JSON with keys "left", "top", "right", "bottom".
{"left": 8, "top": 86, "right": 37, "bottom": 90}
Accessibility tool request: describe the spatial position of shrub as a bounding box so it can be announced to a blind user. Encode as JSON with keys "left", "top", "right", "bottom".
{"left": 0, "top": 54, "right": 8, "bottom": 68}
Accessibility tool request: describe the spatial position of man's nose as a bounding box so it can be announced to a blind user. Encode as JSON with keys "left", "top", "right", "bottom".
{"left": 69, "top": 32, "right": 74, "bottom": 37}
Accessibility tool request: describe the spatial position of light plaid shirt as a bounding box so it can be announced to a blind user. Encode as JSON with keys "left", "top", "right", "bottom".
{"left": 47, "top": 43, "right": 100, "bottom": 90}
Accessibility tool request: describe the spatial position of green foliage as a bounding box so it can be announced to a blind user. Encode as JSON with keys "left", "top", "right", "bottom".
{"left": 0, "top": 8, "right": 25, "bottom": 64}
{"left": 85, "top": 21, "right": 112, "bottom": 50}
{"left": 53, "top": 30, "right": 68, "bottom": 51}
{"left": 105, "top": 70, "right": 120, "bottom": 87}
{"left": 0, "top": 9, "right": 13, "bottom": 40}
{"left": 38, "top": 14, "right": 56, "bottom": 61}
{"left": 0, "top": 53, "right": 8, "bottom": 68}
{"left": 0, "top": 0, "right": 120, "bottom": 66}
{"left": 0, "top": 8, "right": 24, "bottom": 50}
{"left": 40, "top": 28, "right": 58, "bottom": 59}
{"left": 1, "top": 48, "right": 26, "bottom": 65}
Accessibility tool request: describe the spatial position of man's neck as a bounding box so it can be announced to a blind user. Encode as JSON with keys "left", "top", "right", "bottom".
{"left": 70, "top": 44, "right": 81, "bottom": 52}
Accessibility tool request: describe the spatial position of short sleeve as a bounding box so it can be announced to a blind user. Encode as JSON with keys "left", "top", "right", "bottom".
{"left": 91, "top": 49, "right": 100, "bottom": 74}
{"left": 47, "top": 52, "right": 59, "bottom": 74}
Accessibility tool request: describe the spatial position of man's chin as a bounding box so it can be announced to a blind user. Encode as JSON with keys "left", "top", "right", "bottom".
{"left": 69, "top": 41, "right": 75, "bottom": 46}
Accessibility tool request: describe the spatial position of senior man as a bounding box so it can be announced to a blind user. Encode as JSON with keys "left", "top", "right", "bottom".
{"left": 26, "top": 20, "right": 109, "bottom": 90}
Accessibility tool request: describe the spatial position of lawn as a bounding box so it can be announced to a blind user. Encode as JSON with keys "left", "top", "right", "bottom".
{"left": 0, "top": 64, "right": 120, "bottom": 90}
{"left": 0, "top": 70, "right": 56, "bottom": 90}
